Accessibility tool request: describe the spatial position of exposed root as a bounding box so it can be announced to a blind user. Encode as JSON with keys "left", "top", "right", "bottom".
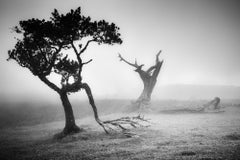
{"left": 98, "top": 115, "right": 151, "bottom": 134}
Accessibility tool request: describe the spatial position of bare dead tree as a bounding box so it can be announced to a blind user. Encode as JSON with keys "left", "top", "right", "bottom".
{"left": 119, "top": 51, "right": 164, "bottom": 111}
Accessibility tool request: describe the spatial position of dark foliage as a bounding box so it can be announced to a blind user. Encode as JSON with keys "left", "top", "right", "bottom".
{"left": 8, "top": 7, "right": 122, "bottom": 135}
{"left": 8, "top": 7, "right": 122, "bottom": 91}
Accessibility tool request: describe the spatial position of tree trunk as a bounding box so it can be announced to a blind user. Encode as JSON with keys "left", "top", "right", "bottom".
{"left": 60, "top": 92, "right": 81, "bottom": 135}
{"left": 138, "top": 79, "right": 157, "bottom": 102}
{"left": 137, "top": 81, "right": 151, "bottom": 103}
{"left": 118, "top": 52, "right": 163, "bottom": 112}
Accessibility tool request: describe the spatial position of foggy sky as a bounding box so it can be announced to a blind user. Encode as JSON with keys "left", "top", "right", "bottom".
{"left": 0, "top": 0, "right": 240, "bottom": 101}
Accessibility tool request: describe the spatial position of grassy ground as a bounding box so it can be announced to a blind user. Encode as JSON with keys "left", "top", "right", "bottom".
{"left": 0, "top": 105, "right": 240, "bottom": 160}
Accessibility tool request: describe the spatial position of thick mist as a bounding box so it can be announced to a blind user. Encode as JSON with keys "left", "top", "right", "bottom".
{"left": 0, "top": 1, "right": 240, "bottom": 159}
{"left": 1, "top": 0, "right": 240, "bottom": 103}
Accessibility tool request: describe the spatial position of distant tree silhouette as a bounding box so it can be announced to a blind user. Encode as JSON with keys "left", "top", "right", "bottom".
{"left": 202, "top": 97, "right": 221, "bottom": 111}
{"left": 8, "top": 7, "right": 122, "bottom": 136}
{"left": 118, "top": 51, "right": 163, "bottom": 111}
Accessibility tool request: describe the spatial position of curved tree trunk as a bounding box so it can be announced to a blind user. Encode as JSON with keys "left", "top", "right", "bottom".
{"left": 60, "top": 92, "right": 81, "bottom": 134}
{"left": 81, "top": 83, "right": 109, "bottom": 133}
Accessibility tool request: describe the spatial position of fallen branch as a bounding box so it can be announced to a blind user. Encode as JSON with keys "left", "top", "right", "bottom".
{"left": 81, "top": 82, "right": 151, "bottom": 134}
{"left": 101, "top": 114, "right": 151, "bottom": 133}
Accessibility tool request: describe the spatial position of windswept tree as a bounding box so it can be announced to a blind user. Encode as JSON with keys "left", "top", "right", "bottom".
{"left": 118, "top": 51, "right": 163, "bottom": 111}
{"left": 8, "top": 7, "right": 122, "bottom": 136}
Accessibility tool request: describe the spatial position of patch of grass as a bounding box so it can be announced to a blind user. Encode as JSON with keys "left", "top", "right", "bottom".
{"left": 224, "top": 133, "right": 240, "bottom": 140}
{"left": 181, "top": 151, "right": 196, "bottom": 156}
{"left": 1, "top": 106, "right": 240, "bottom": 160}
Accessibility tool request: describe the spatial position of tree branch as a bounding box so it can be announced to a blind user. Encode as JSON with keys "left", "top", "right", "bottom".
{"left": 146, "top": 51, "right": 162, "bottom": 74}
{"left": 38, "top": 46, "right": 48, "bottom": 63}
{"left": 38, "top": 76, "right": 61, "bottom": 93}
{"left": 81, "top": 83, "right": 109, "bottom": 133}
{"left": 71, "top": 42, "right": 82, "bottom": 66}
{"left": 71, "top": 42, "right": 78, "bottom": 55}
{"left": 152, "top": 60, "right": 163, "bottom": 79}
{"left": 156, "top": 50, "right": 161, "bottom": 64}
{"left": 82, "top": 59, "right": 93, "bottom": 65}
{"left": 79, "top": 39, "right": 96, "bottom": 55}
{"left": 118, "top": 53, "right": 142, "bottom": 68}
{"left": 44, "top": 45, "right": 62, "bottom": 76}
{"left": 146, "top": 66, "right": 156, "bottom": 74}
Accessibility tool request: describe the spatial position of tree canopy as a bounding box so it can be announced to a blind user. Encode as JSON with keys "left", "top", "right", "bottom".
{"left": 8, "top": 7, "right": 122, "bottom": 93}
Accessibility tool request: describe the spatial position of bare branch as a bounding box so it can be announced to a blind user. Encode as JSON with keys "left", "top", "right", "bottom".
{"left": 71, "top": 42, "right": 78, "bottom": 55}
{"left": 79, "top": 39, "right": 96, "bottom": 55}
{"left": 156, "top": 50, "right": 161, "bottom": 63}
{"left": 134, "top": 58, "right": 138, "bottom": 66}
{"left": 102, "top": 115, "right": 151, "bottom": 133}
{"left": 152, "top": 60, "right": 163, "bottom": 79}
{"left": 146, "top": 50, "right": 162, "bottom": 73}
{"left": 81, "top": 83, "right": 109, "bottom": 134}
{"left": 71, "top": 42, "right": 82, "bottom": 65}
{"left": 80, "top": 82, "right": 151, "bottom": 134}
{"left": 146, "top": 66, "right": 156, "bottom": 74}
{"left": 82, "top": 59, "right": 93, "bottom": 65}
{"left": 118, "top": 53, "right": 142, "bottom": 68}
